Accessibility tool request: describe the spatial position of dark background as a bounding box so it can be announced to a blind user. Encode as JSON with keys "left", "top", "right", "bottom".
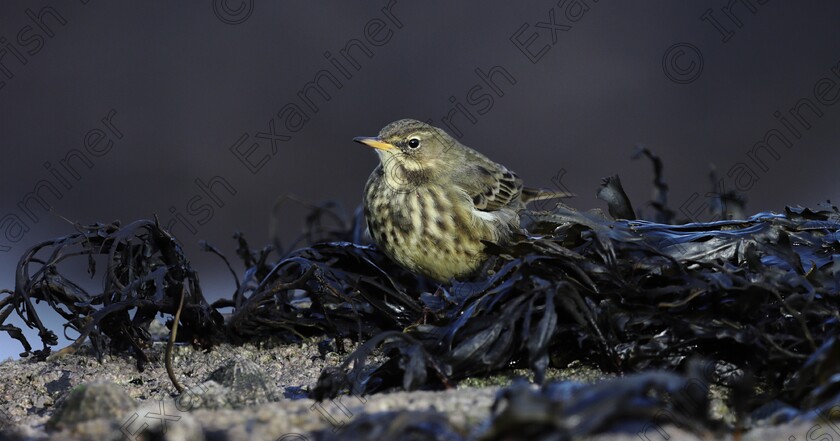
{"left": 1, "top": 1, "right": 839, "bottom": 360}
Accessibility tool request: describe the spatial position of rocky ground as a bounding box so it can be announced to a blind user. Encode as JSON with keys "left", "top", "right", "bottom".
{"left": 0, "top": 322, "right": 828, "bottom": 441}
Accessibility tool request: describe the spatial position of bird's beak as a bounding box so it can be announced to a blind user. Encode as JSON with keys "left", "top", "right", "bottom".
{"left": 353, "top": 136, "right": 397, "bottom": 152}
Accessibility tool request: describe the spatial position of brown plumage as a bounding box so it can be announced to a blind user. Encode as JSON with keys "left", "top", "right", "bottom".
{"left": 356, "top": 119, "right": 572, "bottom": 282}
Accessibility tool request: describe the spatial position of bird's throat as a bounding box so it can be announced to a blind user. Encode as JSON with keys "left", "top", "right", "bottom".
{"left": 382, "top": 156, "right": 430, "bottom": 190}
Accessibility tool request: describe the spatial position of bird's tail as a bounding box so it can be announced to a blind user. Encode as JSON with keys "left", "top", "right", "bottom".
{"left": 521, "top": 187, "right": 575, "bottom": 203}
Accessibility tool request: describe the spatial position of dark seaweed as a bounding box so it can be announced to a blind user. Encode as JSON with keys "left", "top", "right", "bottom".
{"left": 316, "top": 361, "right": 721, "bottom": 440}
{"left": 309, "top": 204, "right": 840, "bottom": 404}
{"left": 0, "top": 219, "right": 224, "bottom": 366}
{"left": 2, "top": 161, "right": 840, "bottom": 437}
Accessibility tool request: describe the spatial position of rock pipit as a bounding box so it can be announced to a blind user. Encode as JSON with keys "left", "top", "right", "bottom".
{"left": 356, "top": 119, "right": 572, "bottom": 282}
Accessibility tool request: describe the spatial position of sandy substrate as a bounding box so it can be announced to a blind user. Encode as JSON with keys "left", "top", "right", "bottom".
{"left": 0, "top": 330, "right": 827, "bottom": 441}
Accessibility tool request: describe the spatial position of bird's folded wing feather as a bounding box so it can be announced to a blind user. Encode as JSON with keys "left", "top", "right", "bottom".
{"left": 456, "top": 157, "right": 524, "bottom": 212}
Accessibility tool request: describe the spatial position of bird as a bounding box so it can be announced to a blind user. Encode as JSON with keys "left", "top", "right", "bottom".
{"left": 355, "top": 119, "right": 573, "bottom": 282}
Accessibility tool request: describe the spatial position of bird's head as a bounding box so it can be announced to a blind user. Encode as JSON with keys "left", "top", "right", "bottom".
{"left": 354, "top": 119, "right": 461, "bottom": 188}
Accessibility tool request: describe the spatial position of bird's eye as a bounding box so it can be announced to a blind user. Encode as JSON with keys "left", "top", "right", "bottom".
{"left": 407, "top": 138, "right": 421, "bottom": 149}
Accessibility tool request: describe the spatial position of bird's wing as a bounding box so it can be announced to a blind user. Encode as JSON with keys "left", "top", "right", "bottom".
{"left": 456, "top": 149, "right": 524, "bottom": 212}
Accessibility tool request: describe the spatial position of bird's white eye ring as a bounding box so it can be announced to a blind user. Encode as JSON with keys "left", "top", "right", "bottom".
{"left": 407, "top": 138, "right": 421, "bottom": 149}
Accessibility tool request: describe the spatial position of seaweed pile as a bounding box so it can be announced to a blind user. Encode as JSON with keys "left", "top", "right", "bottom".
{"left": 2, "top": 174, "right": 840, "bottom": 436}
{"left": 308, "top": 205, "right": 840, "bottom": 402}
{"left": 0, "top": 219, "right": 223, "bottom": 364}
